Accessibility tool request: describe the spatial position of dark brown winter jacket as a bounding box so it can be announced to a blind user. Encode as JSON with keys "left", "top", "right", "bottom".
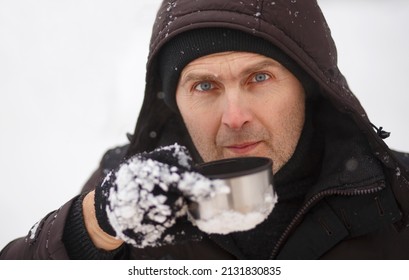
{"left": 2, "top": 0, "right": 409, "bottom": 259}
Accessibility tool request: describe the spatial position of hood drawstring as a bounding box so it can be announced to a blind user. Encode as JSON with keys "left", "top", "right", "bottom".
{"left": 126, "top": 133, "right": 134, "bottom": 141}
{"left": 371, "top": 123, "right": 391, "bottom": 139}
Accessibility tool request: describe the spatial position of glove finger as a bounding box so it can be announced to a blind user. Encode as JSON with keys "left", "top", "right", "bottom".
{"left": 143, "top": 144, "right": 193, "bottom": 171}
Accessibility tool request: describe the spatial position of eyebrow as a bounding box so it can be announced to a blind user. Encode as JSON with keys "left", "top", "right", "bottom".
{"left": 181, "top": 74, "right": 219, "bottom": 85}
{"left": 241, "top": 60, "right": 281, "bottom": 76}
{"left": 180, "top": 59, "right": 281, "bottom": 85}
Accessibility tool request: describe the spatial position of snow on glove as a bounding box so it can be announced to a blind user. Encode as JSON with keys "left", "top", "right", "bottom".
{"left": 94, "top": 143, "right": 228, "bottom": 248}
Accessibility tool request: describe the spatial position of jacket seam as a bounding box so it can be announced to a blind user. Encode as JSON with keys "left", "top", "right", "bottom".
{"left": 45, "top": 207, "right": 62, "bottom": 259}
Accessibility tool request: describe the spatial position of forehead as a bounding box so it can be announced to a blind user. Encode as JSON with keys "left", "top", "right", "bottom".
{"left": 180, "top": 51, "right": 285, "bottom": 76}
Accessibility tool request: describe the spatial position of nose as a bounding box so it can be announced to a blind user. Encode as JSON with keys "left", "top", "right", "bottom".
{"left": 221, "top": 94, "right": 252, "bottom": 130}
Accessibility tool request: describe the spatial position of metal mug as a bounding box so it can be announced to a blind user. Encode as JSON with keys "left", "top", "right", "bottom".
{"left": 188, "top": 157, "right": 277, "bottom": 234}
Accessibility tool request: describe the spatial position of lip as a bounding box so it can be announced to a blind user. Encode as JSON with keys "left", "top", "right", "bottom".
{"left": 224, "top": 141, "right": 261, "bottom": 155}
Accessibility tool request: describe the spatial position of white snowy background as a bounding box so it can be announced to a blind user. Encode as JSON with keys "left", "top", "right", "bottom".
{"left": 0, "top": 0, "right": 408, "bottom": 250}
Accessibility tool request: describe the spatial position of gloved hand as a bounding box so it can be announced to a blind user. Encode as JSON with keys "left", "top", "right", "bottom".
{"left": 94, "top": 143, "right": 227, "bottom": 248}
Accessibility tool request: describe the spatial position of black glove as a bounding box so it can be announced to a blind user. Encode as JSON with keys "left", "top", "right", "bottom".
{"left": 94, "top": 144, "right": 225, "bottom": 248}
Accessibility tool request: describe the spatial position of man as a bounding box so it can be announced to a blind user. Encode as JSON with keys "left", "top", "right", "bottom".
{"left": 1, "top": 0, "right": 409, "bottom": 259}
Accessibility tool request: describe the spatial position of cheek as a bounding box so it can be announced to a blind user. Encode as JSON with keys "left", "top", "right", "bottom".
{"left": 183, "top": 115, "right": 211, "bottom": 138}
{"left": 261, "top": 88, "right": 305, "bottom": 144}
{"left": 177, "top": 90, "right": 220, "bottom": 140}
{"left": 280, "top": 97, "right": 305, "bottom": 150}
{"left": 179, "top": 105, "right": 219, "bottom": 148}
{"left": 182, "top": 114, "right": 221, "bottom": 162}
{"left": 262, "top": 91, "right": 304, "bottom": 124}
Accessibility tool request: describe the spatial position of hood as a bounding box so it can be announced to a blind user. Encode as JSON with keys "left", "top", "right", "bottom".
{"left": 127, "top": 0, "right": 408, "bottom": 195}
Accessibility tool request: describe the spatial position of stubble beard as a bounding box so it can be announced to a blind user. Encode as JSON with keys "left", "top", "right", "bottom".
{"left": 188, "top": 123, "right": 302, "bottom": 175}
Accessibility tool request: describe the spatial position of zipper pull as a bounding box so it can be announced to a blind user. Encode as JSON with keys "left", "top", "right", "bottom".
{"left": 371, "top": 123, "right": 391, "bottom": 139}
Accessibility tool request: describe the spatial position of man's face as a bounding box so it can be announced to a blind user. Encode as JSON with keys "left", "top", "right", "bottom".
{"left": 176, "top": 52, "right": 305, "bottom": 174}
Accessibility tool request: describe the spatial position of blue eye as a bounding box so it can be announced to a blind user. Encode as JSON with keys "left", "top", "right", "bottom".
{"left": 195, "top": 81, "right": 213, "bottom": 91}
{"left": 253, "top": 73, "right": 270, "bottom": 82}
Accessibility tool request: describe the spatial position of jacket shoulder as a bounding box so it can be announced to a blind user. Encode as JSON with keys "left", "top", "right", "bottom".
{"left": 100, "top": 144, "right": 129, "bottom": 175}
{"left": 0, "top": 198, "right": 76, "bottom": 259}
{"left": 80, "top": 144, "right": 129, "bottom": 194}
{"left": 391, "top": 150, "right": 409, "bottom": 169}
{"left": 0, "top": 144, "right": 130, "bottom": 259}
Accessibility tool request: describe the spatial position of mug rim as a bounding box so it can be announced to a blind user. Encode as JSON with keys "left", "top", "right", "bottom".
{"left": 195, "top": 157, "right": 272, "bottom": 179}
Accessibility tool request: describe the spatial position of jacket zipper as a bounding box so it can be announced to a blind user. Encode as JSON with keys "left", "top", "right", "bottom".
{"left": 269, "top": 181, "right": 385, "bottom": 259}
